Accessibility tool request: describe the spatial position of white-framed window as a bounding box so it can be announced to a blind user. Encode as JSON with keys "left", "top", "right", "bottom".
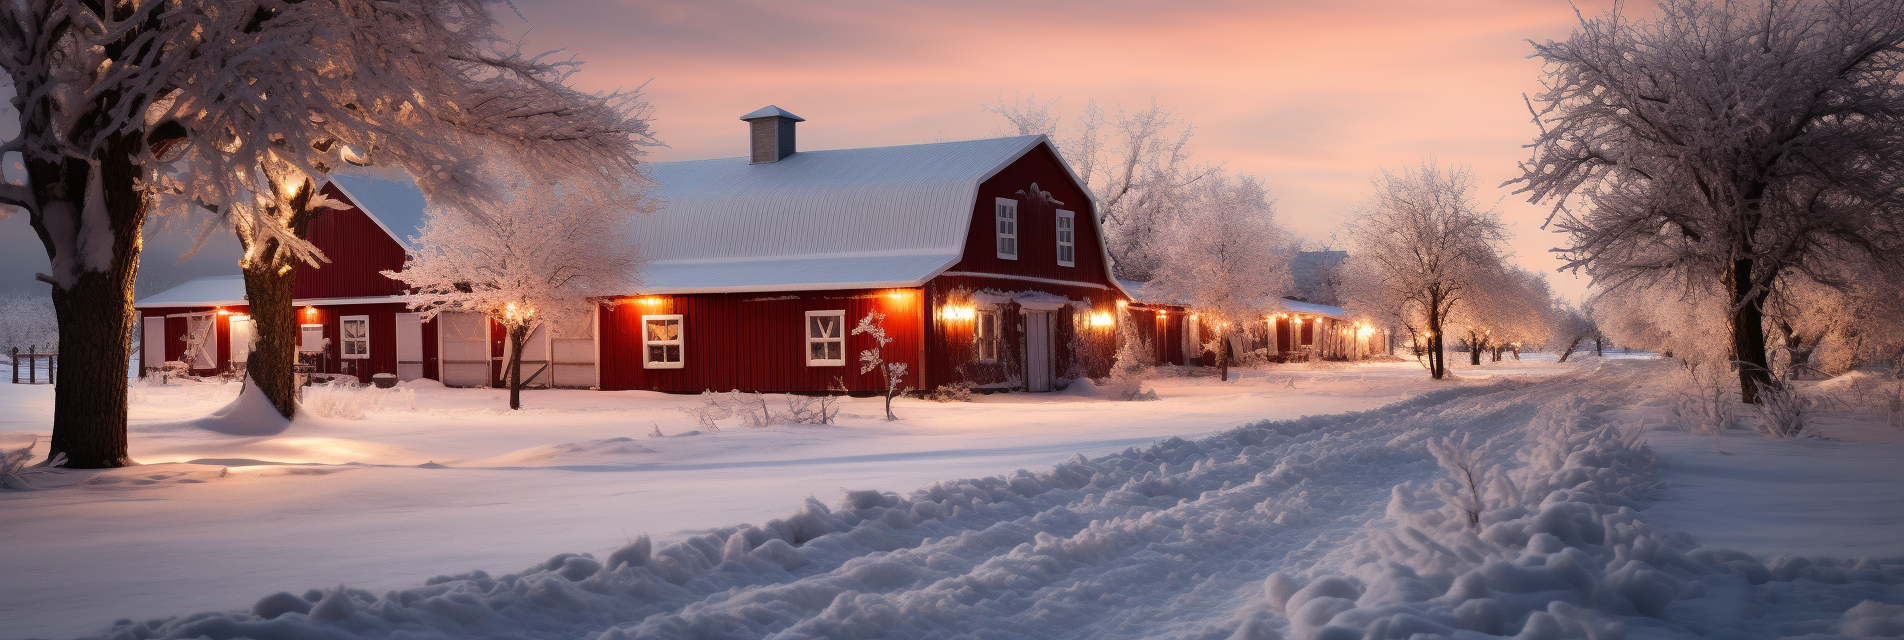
{"left": 805, "top": 310, "right": 846, "bottom": 366}
{"left": 976, "top": 309, "right": 1000, "bottom": 362}
{"left": 642, "top": 314, "right": 684, "bottom": 369}
{"left": 995, "top": 197, "right": 1018, "bottom": 260}
{"left": 1055, "top": 209, "right": 1076, "bottom": 267}
{"left": 340, "top": 315, "right": 370, "bottom": 359}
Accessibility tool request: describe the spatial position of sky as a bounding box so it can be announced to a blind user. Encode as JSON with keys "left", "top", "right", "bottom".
{"left": 2, "top": 0, "right": 1618, "bottom": 301}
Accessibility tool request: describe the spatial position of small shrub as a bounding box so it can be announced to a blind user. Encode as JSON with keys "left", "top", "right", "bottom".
{"left": 1670, "top": 364, "right": 1734, "bottom": 452}
{"left": 300, "top": 381, "right": 416, "bottom": 420}
{"left": 1753, "top": 378, "right": 1810, "bottom": 438}
{"left": 926, "top": 380, "right": 974, "bottom": 402}
{"left": 1, "top": 438, "right": 63, "bottom": 490}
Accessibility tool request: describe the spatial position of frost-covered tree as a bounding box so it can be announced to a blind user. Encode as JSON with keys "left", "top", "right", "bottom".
{"left": 0, "top": 293, "right": 58, "bottom": 355}
{"left": 385, "top": 166, "right": 639, "bottom": 411}
{"left": 1549, "top": 303, "right": 1599, "bottom": 363}
{"left": 1344, "top": 162, "right": 1508, "bottom": 380}
{"left": 851, "top": 310, "right": 910, "bottom": 421}
{"left": 151, "top": 0, "right": 655, "bottom": 419}
{"left": 988, "top": 95, "right": 1212, "bottom": 281}
{"left": 1149, "top": 172, "right": 1293, "bottom": 381}
{"left": 1450, "top": 266, "right": 1555, "bottom": 364}
{"left": 1513, "top": 0, "right": 1904, "bottom": 402}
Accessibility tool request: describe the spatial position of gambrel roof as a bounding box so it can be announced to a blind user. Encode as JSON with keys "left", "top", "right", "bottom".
{"left": 628, "top": 135, "right": 1116, "bottom": 294}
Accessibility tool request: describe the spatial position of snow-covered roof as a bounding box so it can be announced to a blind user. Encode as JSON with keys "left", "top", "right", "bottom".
{"left": 1117, "top": 279, "right": 1189, "bottom": 306}
{"left": 739, "top": 105, "right": 804, "bottom": 121}
{"left": 326, "top": 172, "right": 429, "bottom": 250}
{"left": 135, "top": 275, "right": 248, "bottom": 308}
{"left": 629, "top": 135, "right": 1076, "bottom": 294}
{"left": 1270, "top": 298, "right": 1345, "bottom": 318}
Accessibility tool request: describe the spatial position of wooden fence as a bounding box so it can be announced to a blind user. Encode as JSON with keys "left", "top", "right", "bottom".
{"left": 10, "top": 346, "right": 56, "bottom": 384}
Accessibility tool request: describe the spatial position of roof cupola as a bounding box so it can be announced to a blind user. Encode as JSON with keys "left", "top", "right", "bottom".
{"left": 740, "top": 105, "right": 804, "bottom": 164}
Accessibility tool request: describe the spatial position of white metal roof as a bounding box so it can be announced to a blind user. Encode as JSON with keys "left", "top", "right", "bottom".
{"left": 629, "top": 135, "right": 1093, "bottom": 294}
{"left": 1270, "top": 298, "right": 1345, "bottom": 318}
{"left": 134, "top": 275, "right": 248, "bottom": 308}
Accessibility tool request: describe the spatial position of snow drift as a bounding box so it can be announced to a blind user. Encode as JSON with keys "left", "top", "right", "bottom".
{"left": 77, "top": 371, "right": 1904, "bottom": 640}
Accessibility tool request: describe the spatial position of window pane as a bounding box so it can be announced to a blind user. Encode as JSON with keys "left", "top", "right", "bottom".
{"left": 811, "top": 342, "right": 827, "bottom": 360}
{"left": 826, "top": 342, "right": 841, "bottom": 360}
{"left": 649, "top": 346, "right": 665, "bottom": 362}
{"left": 809, "top": 316, "right": 823, "bottom": 339}
{"left": 665, "top": 345, "right": 681, "bottom": 362}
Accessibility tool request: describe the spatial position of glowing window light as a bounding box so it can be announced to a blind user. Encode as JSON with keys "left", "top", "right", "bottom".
{"left": 940, "top": 305, "right": 976, "bottom": 322}
{"left": 1090, "top": 312, "right": 1114, "bottom": 328}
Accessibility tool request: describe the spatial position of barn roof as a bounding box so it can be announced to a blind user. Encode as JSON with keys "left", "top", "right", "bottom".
{"left": 134, "top": 275, "right": 248, "bottom": 308}
{"left": 628, "top": 135, "right": 1088, "bottom": 294}
{"left": 326, "top": 172, "right": 430, "bottom": 251}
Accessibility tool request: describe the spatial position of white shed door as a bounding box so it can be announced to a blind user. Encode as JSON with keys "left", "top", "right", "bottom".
{"left": 395, "top": 313, "right": 424, "bottom": 381}
{"left": 503, "top": 324, "right": 552, "bottom": 388}
{"left": 142, "top": 317, "right": 166, "bottom": 375}
{"left": 438, "top": 312, "right": 489, "bottom": 387}
{"left": 185, "top": 313, "right": 217, "bottom": 370}
{"left": 228, "top": 315, "right": 253, "bottom": 364}
{"left": 1023, "top": 311, "right": 1053, "bottom": 392}
{"left": 549, "top": 311, "right": 597, "bottom": 389}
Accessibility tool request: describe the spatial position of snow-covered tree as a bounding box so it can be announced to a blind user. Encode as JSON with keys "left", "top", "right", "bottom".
{"left": 1343, "top": 161, "right": 1508, "bottom": 380}
{"left": 151, "top": 0, "right": 656, "bottom": 419}
{"left": 1513, "top": 0, "right": 1904, "bottom": 402}
{"left": 851, "top": 310, "right": 910, "bottom": 421}
{"left": 988, "top": 95, "right": 1213, "bottom": 281}
{"left": 385, "top": 165, "right": 639, "bottom": 410}
{"left": 1548, "top": 303, "right": 1599, "bottom": 363}
{"left": 1149, "top": 171, "right": 1294, "bottom": 381}
{"left": 0, "top": 293, "right": 57, "bottom": 356}
{"left": 1449, "top": 266, "right": 1555, "bottom": 364}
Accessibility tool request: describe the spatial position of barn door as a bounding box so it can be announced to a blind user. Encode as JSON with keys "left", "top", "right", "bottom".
{"left": 549, "top": 310, "right": 597, "bottom": 389}
{"left": 438, "top": 312, "right": 489, "bottom": 387}
{"left": 395, "top": 313, "right": 424, "bottom": 381}
{"left": 184, "top": 313, "right": 217, "bottom": 370}
{"left": 228, "top": 315, "right": 253, "bottom": 365}
{"left": 1023, "top": 310, "right": 1053, "bottom": 392}
{"left": 141, "top": 316, "right": 166, "bottom": 376}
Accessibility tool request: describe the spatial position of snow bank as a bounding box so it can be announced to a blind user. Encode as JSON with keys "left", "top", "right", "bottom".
{"left": 72, "top": 371, "right": 1904, "bottom": 640}
{"left": 179, "top": 378, "right": 291, "bottom": 436}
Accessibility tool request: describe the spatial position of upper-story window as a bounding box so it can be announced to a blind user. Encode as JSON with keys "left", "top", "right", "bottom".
{"left": 805, "top": 310, "right": 845, "bottom": 366}
{"left": 643, "top": 314, "right": 684, "bottom": 369}
{"left": 1056, "top": 209, "right": 1076, "bottom": 267}
{"left": 995, "top": 198, "right": 1018, "bottom": 260}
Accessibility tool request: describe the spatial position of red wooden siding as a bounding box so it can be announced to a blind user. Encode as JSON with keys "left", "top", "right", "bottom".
{"left": 948, "top": 144, "right": 1113, "bottom": 287}
{"left": 140, "top": 303, "right": 437, "bottom": 383}
{"left": 921, "top": 274, "right": 1118, "bottom": 390}
{"left": 294, "top": 183, "right": 410, "bottom": 300}
{"left": 599, "top": 289, "right": 924, "bottom": 394}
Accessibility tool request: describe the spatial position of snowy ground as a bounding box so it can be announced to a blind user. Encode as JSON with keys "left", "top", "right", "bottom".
{"left": 2, "top": 355, "right": 1901, "bottom": 640}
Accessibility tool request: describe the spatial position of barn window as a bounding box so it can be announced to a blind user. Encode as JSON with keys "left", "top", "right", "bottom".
{"left": 806, "top": 310, "right": 845, "bottom": 366}
{"left": 340, "top": 315, "right": 370, "bottom": 359}
{"left": 995, "top": 198, "right": 1018, "bottom": 260}
{"left": 643, "top": 314, "right": 684, "bottom": 369}
{"left": 1055, "top": 209, "right": 1075, "bottom": 267}
{"left": 976, "top": 309, "right": 1000, "bottom": 362}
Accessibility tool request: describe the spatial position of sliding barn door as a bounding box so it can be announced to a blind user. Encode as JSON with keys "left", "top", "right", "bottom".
{"left": 1023, "top": 310, "right": 1054, "bottom": 392}
{"left": 438, "top": 312, "right": 489, "bottom": 387}
{"left": 395, "top": 313, "right": 424, "bottom": 381}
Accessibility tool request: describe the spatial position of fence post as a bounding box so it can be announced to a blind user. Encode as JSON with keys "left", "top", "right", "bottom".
{"left": 28, "top": 346, "right": 37, "bottom": 384}
{"left": 48, "top": 349, "right": 55, "bottom": 386}
{"left": 9, "top": 347, "right": 15, "bottom": 384}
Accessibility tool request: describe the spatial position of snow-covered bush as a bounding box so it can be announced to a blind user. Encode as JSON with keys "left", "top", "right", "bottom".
{"left": 852, "top": 311, "right": 911, "bottom": 420}
{"left": 925, "top": 380, "right": 974, "bottom": 402}
{"left": 1671, "top": 364, "right": 1734, "bottom": 451}
{"left": 0, "top": 439, "right": 61, "bottom": 491}
{"left": 299, "top": 381, "right": 416, "bottom": 420}
{"left": 682, "top": 390, "right": 840, "bottom": 429}
{"left": 1425, "top": 433, "right": 1494, "bottom": 530}
{"left": 0, "top": 294, "right": 57, "bottom": 355}
{"left": 1753, "top": 378, "right": 1810, "bottom": 438}
{"left": 1104, "top": 322, "right": 1158, "bottom": 401}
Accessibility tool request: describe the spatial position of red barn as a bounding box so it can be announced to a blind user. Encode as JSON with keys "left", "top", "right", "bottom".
{"left": 599, "top": 107, "right": 1130, "bottom": 394}
{"left": 131, "top": 172, "right": 492, "bottom": 385}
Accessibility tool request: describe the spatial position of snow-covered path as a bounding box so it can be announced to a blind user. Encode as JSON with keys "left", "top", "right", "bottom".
{"left": 9, "top": 359, "right": 1903, "bottom": 640}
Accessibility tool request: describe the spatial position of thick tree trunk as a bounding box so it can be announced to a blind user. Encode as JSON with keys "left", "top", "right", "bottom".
{"left": 1728, "top": 257, "right": 1775, "bottom": 404}
{"left": 1217, "top": 330, "right": 1231, "bottom": 381}
{"left": 236, "top": 182, "right": 321, "bottom": 419}
{"left": 28, "top": 142, "right": 148, "bottom": 468}
{"left": 507, "top": 324, "right": 528, "bottom": 410}
{"left": 1468, "top": 336, "right": 1484, "bottom": 366}
{"left": 241, "top": 260, "right": 299, "bottom": 418}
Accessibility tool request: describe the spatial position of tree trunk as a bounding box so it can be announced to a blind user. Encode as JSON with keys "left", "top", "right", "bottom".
{"left": 507, "top": 324, "right": 528, "bottom": 410}
{"left": 241, "top": 260, "right": 299, "bottom": 418}
{"left": 1217, "top": 330, "right": 1231, "bottom": 381}
{"left": 1728, "top": 257, "right": 1774, "bottom": 404}
{"left": 28, "top": 142, "right": 147, "bottom": 468}
{"left": 1468, "top": 336, "right": 1483, "bottom": 366}
{"left": 234, "top": 180, "right": 323, "bottom": 420}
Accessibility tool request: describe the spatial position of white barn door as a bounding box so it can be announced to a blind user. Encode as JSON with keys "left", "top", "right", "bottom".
{"left": 549, "top": 310, "right": 598, "bottom": 389}
{"left": 228, "top": 315, "right": 253, "bottom": 366}
{"left": 395, "top": 313, "right": 424, "bottom": 381}
{"left": 438, "top": 312, "right": 489, "bottom": 387}
{"left": 141, "top": 317, "right": 166, "bottom": 376}
{"left": 504, "top": 324, "right": 552, "bottom": 388}
{"left": 1023, "top": 311, "right": 1053, "bottom": 392}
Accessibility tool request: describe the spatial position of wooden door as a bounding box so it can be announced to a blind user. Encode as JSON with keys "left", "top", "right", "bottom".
{"left": 228, "top": 315, "right": 253, "bottom": 365}
{"left": 141, "top": 317, "right": 166, "bottom": 375}
{"left": 1024, "top": 310, "right": 1053, "bottom": 392}
{"left": 549, "top": 310, "right": 597, "bottom": 389}
{"left": 395, "top": 313, "right": 424, "bottom": 381}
